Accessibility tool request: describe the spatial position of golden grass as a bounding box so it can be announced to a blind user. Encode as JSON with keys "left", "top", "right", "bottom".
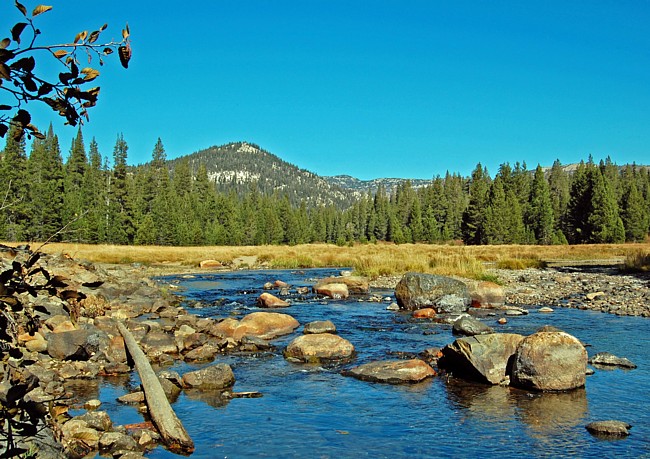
{"left": 5, "top": 241, "right": 649, "bottom": 280}
{"left": 623, "top": 249, "right": 650, "bottom": 272}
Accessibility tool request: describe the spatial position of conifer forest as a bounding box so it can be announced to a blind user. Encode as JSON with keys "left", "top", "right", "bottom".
{"left": 1, "top": 124, "right": 649, "bottom": 247}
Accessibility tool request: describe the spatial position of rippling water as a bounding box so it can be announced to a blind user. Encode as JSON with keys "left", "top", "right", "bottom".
{"left": 97, "top": 268, "right": 650, "bottom": 458}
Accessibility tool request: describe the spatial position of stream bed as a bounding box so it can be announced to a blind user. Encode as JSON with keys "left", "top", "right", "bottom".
{"left": 94, "top": 268, "right": 649, "bottom": 458}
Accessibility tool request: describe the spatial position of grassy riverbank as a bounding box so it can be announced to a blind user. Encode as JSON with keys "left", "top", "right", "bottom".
{"left": 6, "top": 241, "right": 649, "bottom": 279}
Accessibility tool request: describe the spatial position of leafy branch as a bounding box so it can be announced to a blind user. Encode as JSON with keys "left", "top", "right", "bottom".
{"left": 0, "top": 1, "right": 131, "bottom": 140}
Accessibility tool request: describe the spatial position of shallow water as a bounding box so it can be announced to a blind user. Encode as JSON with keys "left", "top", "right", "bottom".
{"left": 98, "top": 268, "right": 650, "bottom": 458}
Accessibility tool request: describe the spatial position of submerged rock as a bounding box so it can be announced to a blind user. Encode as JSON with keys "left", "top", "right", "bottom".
{"left": 586, "top": 420, "right": 632, "bottom": 438}
{"left": 511, "top": 331, "right": 587, "bottom": 391}
{"left": 343, "top": 359, "right": 436, "bottom": 384}
{"left": 452, "top": 316, "right": 494, "bottom": 336}
{"left": 588, "top": 352, "right": 637, "bottom": 369}
{"left": 303, "top": 320, "right": 337, "bottom": 334}
{"left": 395, "top": 272, "right": 470, "bottom": 313}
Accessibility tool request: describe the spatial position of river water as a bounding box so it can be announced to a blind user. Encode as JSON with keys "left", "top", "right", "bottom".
{"left": 96, "top": 268, "right": 650, "bottom": 458}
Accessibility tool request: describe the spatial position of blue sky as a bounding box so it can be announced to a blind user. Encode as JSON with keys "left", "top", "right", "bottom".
{"left": 6, "top": 1, "right": 650, "bottom": 179}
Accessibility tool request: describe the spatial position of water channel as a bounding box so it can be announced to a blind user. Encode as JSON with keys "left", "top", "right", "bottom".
{"left": 92, "top": 268, "right": 650, "bottom": 458}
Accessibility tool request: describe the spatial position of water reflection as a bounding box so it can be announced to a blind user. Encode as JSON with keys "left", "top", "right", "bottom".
{"left": 445, "top": 379, "right": 517, "bottom": 422}
{"left": 513, "top": 388, "right": 588, "bottom": 436}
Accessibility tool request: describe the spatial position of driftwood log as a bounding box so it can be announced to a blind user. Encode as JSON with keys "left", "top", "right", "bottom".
{"left": 117, "top": 322, "right": 194, "bottom": 454}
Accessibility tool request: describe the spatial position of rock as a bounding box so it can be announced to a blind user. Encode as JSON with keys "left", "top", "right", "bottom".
{"left": 315, "top": 282, "right": 349, "bottom": 299}
{"left": 452, "top": 316, "right": 494, "bottom": 336}
{"left": 84, "top": 399, "right": 102, "bottom": 410}
{"left": 538, "top": 307, "right": 554, "bottom": 313}
{"left": 23, "top": 332, "right": 48, "bottom": 353}
{"left": 586, "top": 292, "right": 606, "bottom": 301}
{"left": 303, "top": 320, "right": 337, "bottom": 334}
{"left": 284, "top": 334, "right": 355, "bottom": 363}
{"left": 105, "top": 336, "right": 127, "bottom": 363}
{"left": 315, "top": 276, "right": 369, "bottom": 294}
{"left": 386, "top": 303, "right": 400, "bottom": 311}
{"left": 183, "top": 344, "right": 219, "bottom": 362}
{"left": 343, "top": 359, "right": 436, "bottom": 384}
{"left": 588, "top": 352, "right": 637, "bottom": 369}
{"left": 233, "top": 312, "right": 300, "bottom": 340}
{"left": 47, "top": 328, "right": 100, "bottom": 361}
{"left": 118, "top": 392, "right": 145, "bottom": 405}
{"left": 468, "top": 281, "right": 505, "bottom": 308}
{"left": 76, "top": 410, "right": 112, "bottom": 431}
{"left": 497, "top": 318, "right": 508, "bottom": 325}
{"left": 394, "top": 272, "right": 470, "bottom": 313}
{"left": 439, "top": 333, "right": 524, "bottom": 385}
{"left": 158, "top": 376, "right": 182, "bottom": 401}
{"left": 182, "top": 363, "right": 235, "bottom": 390}
{"left": 98, "top": 431, "right": 139, "bottom": 455}
{"left": 585, "top": 420, "right": 632, "bottom": 438}
{"left": 257, "top": 292, "right": 290, "bottom": 308}
{"left": 210, "top": 318, "right": 240, "bottom": 338}
{"left": 511, "top": 331, "right": 587, "bottom": 391}
{"left": 412, "top": 308, "right": 436, "bottom": 319}
{"left": 61, "top": 419, "right": 100, "bottom": 451}
{"left": 140, "top": 331, "right": 178, "bottom": 357}
{"left": 199, "top": 259, "right": 222, "bottom": 269}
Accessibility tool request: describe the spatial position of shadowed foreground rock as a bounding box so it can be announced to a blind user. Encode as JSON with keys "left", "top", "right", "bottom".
{"left": 511, "top": 331, "right": 587, "bottom": 391}
{"left": 395, "top": 272, "right": 470, "bottom": 313}
{"left": 439, "top": 333, "right": 524, "bottom": 385}
{"left": 343, "top": 359, "right": 436, "bottom": 384}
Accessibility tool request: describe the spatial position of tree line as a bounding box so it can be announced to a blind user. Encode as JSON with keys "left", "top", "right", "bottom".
{"left": 1, "top": 124, "right": 649, "bottom": 246}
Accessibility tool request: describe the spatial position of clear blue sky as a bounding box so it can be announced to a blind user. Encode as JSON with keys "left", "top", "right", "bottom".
{"left": 7, "top": 1, "right": 650, "bottom": 179}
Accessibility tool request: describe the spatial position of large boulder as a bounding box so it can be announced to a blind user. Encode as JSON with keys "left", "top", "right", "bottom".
{"left": 511, "top": 331, "right": 587, "bottom": 391}
{"left": 284, "top": 334, "right": 354, "bottom": 363}
{"left": 439, "top": 333, "right": 525, "bottom": 385}
{"left": 233, "top": 312, "right": 300, "bottom": 340}
{"left": 182, "top": 363, "right": 235, "bottom": 390}
{"left": 468, "top": 281, "right": 506, "bottom": 308}
{"left": 47, "top": 328, "right": 103, "bottom": 361}
{"left": 395, "top": 272, "right": 470, "bottom": 313}
{"left": 314, "top": 276, "right": 369, "bottom": 294}
{"left": 343, "top": 359, "right": 436, "bottom": 384}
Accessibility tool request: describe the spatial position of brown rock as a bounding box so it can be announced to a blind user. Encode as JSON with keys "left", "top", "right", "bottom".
{"left": 233, "top": 312, "right": 300, "bottom": 340}
{"left": 315, "top": 282, "right": 349, "bottom": 299}
{"left": 343, "top": 359, "right": 436, "bottom": 384}
{"left": 469, "top": 281, "right": 506, "bottom": 308}
{"left": 412, "top": 308, "right": 436, "bottom": 319}
{"left": 284, "top": 334, "right": 355, "bottom": 363}
{"left": 199, "top": 259, "right": 222, "bottom": 269}
{"left": 315, "top": 276, "right": 369, "bottom": 294}
{"left": 257, "top": 292, "right": 290, "bottom": 308}
{"left": 182, "top": 363, "right": 235, "bottom": 390}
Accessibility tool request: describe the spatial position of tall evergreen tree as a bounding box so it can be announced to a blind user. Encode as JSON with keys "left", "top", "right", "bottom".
{"left": 528, "top": 165, "right": 555, "bottom": 244}
{"left": 462, "top": 164, "right": 490, "bottom": 245}
{"left": 0, "top": 124, "right": 28, "bottom": 240}
{"left": 106, "top": 134, "right": 133, "bottom": 244}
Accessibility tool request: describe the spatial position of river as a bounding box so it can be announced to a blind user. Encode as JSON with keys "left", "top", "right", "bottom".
{"left": 95, "top": 268, "right": 650, "bottom": 458}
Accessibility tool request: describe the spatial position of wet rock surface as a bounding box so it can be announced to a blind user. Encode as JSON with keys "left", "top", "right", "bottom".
{"left": 343, "top": 359, "right": 437, "bottom": 384}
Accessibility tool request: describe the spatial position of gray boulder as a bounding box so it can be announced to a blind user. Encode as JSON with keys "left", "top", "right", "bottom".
{"left": 343, "top": 359, "right": 436, "bottom": 384}
{"left": 395, "top": 272, "right": 470, "bottom": 313}
{"left": 452, "top": 316, "right": 494, "bottom": 336}
{"left": 47, "top": 328, "right": 103, "bottom": 361}
{"left": 511, "top": 331, "right": 587, "bottom": 391}
{"left": 439, "top": 333, "right": 524, "bottom": 385}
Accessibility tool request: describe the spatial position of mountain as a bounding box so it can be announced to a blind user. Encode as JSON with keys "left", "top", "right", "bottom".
{"left": 168, "top": 142, "right": 358, "bottom": 208}
{"left": 325, "top": 175, "right": 434, "bottom": 194}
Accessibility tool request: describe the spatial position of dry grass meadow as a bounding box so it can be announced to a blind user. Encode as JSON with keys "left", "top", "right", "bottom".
{"left": 8, "top": 241, "right": 650, "bottom": 280}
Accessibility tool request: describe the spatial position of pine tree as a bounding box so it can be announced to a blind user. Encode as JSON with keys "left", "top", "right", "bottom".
{"left": 620, "top": 177, "right": 648, "bottom": 242}
{"left": 528, "top": 165, "right": 555, "bottom": 244}
{"left": 0, "top": 124, "right": 28, "bottom": 240}
{"left": 62, "top": 127, "right": 88, "bottom": 241}
{"left": 462, "top": 164, "right": 491, "bottom": 245}
{"left": 106, "top": 134, "right": 133, "bottom": 244}
{"left": 587, "top": 167, "right": 625, "bottom": 243}
{"left": 483, "top": 177, "right": 509, "bottom": 244}
{"left": 25, "top": 125, "right": 64, "bottom": 241}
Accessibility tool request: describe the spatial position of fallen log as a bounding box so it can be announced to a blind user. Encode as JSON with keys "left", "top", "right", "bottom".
{"left": 117, "top": 322, "right": 194, "bottom": 454}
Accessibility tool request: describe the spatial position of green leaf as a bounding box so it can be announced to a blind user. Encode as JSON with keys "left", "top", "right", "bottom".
{"left": 11, "top": 22, "right": 28, "bottom": 45}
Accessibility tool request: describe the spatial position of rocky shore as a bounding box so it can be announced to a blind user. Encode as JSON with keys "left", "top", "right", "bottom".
{"left": 371, "top": 266, "right": 650, "bottom": 318}
{"left": 1, "top": 248, "right": 646, "bottom": 457}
